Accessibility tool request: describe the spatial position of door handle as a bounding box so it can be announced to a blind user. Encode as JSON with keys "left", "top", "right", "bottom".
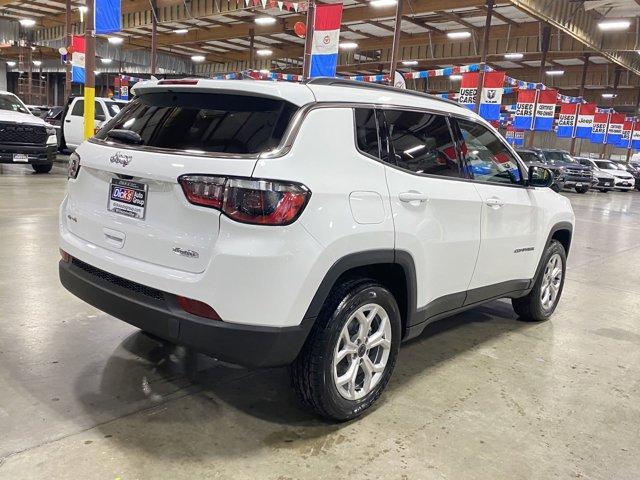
{"left": 399, "top": 191, "right": 429, "bottom": 203}
{"left": 485, "top": 197, "right": 504, "bottom": 208}
{"left": 65, "top": 120, "right": 71, "bottom": 123}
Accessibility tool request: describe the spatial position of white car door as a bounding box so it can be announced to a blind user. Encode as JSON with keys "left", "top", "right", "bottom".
{"left": 381, "top": 108, "right": 483, "bottom": 321}
{"left": 64, "top": 98, "right": 85, "bottom": 148}
{"left": 454, "top": 118, "right": 542, "bottom": 295}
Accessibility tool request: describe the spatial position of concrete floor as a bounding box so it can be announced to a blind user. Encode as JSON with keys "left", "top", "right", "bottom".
{"left": 1, "top": 162, "right": 639, "bottom": 479}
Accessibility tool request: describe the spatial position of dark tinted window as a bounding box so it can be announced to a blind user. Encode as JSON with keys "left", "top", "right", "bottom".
{"left": 516, "top": 151, "right": 539, "bottom": 164}
{"left": 71, "top": 100, "right": 84, "bottom": 116}
{"left": 384, "top": 110, "right": 460, "bottom": 177}
{"left": 95, "top": 92, "right": 297, "bottom": 154}
{"left": 457, "top": 119, "right": 522, "bottom": 185}
{"left": 354, "top": 108, "right": 380, "bottom": 158}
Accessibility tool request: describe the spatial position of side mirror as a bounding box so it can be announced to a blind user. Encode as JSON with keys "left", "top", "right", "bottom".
{"left": 528, "top": 165, "right": 554, "bottom": 188}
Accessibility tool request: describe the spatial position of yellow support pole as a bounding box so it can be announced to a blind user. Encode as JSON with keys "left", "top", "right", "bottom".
{"left": 83, "top": 0, "right": 96, "bottom": 140}
{"left": 83, "top": 86, "right": 95, "bottom": 140}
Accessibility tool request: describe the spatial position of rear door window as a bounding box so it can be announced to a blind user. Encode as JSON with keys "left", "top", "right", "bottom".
{"left": 95, "top": 92, "right": 298, "bottom": 155}
{"left": 354, "top": 108, "right": 380, "bottom": 159}
{"left": 382, "top": 109, "right": 462, "bottom": 178}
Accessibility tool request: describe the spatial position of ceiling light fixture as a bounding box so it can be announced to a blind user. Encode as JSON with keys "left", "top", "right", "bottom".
{"left": 504, "top": 53, "right": 523, "bottom": 60}
{"left": 545, "top": 70, "right": 565, "bottom": 76}
{"left": 32, "top": 60, "right": 42, "bottom": 66}
{"left": 173, "top": 28, "right": 189, "bottom": 34}
{"left": 339, "top": 42, "right": 358, "bottom": 49}
{"left": 6, "top": 61, "right": 16, "bottom": 67}
{"left": 597, "top": 20, "right": 631, "bottom": 31}
{"left": 254, "top": 17, "right": 276, "bottom": 25}
{"left": 370, "top": 0, "right": 397, "bottom": 7}
{"left": 101, "top": 58, "right": 112, "bottom": 64}
{"left": 401, "top": 60, "right": 418, "bottom": 66}
{"left": 449, "top": 74, "right": 463, "bottom": 81}
{"left": 602, "top": 93, "right": 617, "bottom": 99}
{"left": 191, "top": 55, "right": 206, "bottom": 62}
{"left": 108, "top": 36, "right": 124, "bottom": 44}
{"left": 19, "top": 18, "right": 36, "bottom": 27}
{"left": 447, "top": 31, "right": 472, "bottom": 39}
{"left": 256, "top": 49, "right": 273, "bottom": 56}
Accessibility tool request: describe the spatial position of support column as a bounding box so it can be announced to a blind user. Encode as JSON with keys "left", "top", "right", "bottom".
{"left": 474, "top": 0, "right": 494, "bottom": 113}
{"left": 570, "top": 53, "right": 589, "bottom": 156}
{"left": 249, "top": 28, "right": 255, "bottom": 70}
{"left": 528, "top": 24, "right": 551, "bottom": 147}
{"left": 601, "top": 68, "right": 621, "bottom": 158}
{"left": 83, "top": 0, "right": 96, "bottom": 140}
{"left": 64, "top": 0, "right": 72, "bottom": 100}
{"left": 150, "top": 0, "right": 158, "bottom": 75}
{"left": 388, "top": 0, "right": 404, "bottom": 86}
{"left": 302, "top": 0, "right": 316, "bottom": 80}
{"left": 626, "top": 88, "right": 640, "bottom": 163}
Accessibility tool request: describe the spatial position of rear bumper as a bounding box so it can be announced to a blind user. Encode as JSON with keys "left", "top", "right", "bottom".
{"left": 59, "top": 257, "right": 314, "bottom": 368}
{"left": 0, "top": 144, "right": 55, "bottom": 164}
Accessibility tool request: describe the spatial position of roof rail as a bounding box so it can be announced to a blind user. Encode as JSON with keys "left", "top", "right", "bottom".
{"left": 304, "top": 77, "right": 462, "bottom": 108}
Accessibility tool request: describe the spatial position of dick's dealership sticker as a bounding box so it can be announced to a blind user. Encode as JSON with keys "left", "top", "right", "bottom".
{"left": 108, "top": 178, "right": 147, "bottom": 219}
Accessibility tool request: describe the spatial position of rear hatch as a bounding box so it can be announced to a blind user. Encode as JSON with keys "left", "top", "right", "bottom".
{"left": 66, "top": 81, "right": 313, "bottom": 273}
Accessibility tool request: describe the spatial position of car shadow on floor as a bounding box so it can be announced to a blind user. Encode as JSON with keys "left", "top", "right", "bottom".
{"left": 75, "top": 299, "right": 540, "bottom": 459}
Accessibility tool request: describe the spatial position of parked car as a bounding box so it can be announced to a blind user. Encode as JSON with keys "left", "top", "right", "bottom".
{"left": 60, "top": 96, "right": 126, "bottom": 150}
{"left": 26, "top": 104, "right": 49, "bottom": 118}
{"left": 58, "top": 78, "right": 575, "bottom": 421}
{"left": 577, "top": 158, "right": 636, "bottom": 191}
{"left": 574, "top": 157, "right": 615, "bottom": 192}
{"left": 515, "top": 148, "right": 565, "bottom": 192}
{"left": 610, "top": 160, "right": 640, "bottom": 191}
{"left": 0, "top": 91, "right": 57, "bottom": 173}
{"left": 532, "top": 148, "right": 593, "bottom": 193}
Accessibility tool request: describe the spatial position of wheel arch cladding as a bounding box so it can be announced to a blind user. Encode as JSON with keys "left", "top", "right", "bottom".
{"left": 303, "top": 250, "right": 417, "bottom": 339}
{"left": 550, "top": 226, "right": 572, "bottom": 255}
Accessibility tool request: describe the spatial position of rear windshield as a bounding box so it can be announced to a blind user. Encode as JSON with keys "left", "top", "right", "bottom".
{"left": 95, "top": 92, "right": 297, "bottom": 154}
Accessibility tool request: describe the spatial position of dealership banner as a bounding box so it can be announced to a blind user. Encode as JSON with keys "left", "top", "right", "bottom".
{"left": 533, "top": 89, "right": 557, "bottom": 131}
{"left": 606, "top": 113, "right": 625, "bottom": 145}
{"left": 458, "top": 72, "right": 479, "bottom": 110}
{"left": 309, "top": 3, "right": 343, "bottom": 77}
{"left": 70, "top": 35, "right": 85, "bottom": 84}
{"left": 556, "top": 103, "right": 578, "bottom": 138}
{"left": 96, "top": 0, "right": 121, "bottom": 34}
{"left": 619, "top": 120, "right": 634, "bottom": 148}
{"left": 514, "top": 90, "right": 536, "bottom": 130}
{"left": 632, "top": 125, "right": 640, "bottom": 150}
{"left": 590, "top": 113, "right": 610, "bottom": 144}
{"left": 575, "top": 103, "right": 596, "bottom": 139}
{"left": 478, "top": 71, "right": 505, "bottom": 121}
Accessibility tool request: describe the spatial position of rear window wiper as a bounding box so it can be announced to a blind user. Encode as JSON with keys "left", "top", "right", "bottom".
{"left": 106, "top": 129, "right": 143, "bottom": 145}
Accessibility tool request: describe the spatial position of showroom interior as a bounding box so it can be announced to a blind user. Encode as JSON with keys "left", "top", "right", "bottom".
{"left": 1, "top": 0, "right": 640, "bottom": 478}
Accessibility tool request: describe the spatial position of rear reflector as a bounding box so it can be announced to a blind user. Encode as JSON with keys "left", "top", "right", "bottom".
{"left": 177, "top": 296, "right": 221, "bottom": 321}
{"left": 60, "top": 249, "right": 71, "bottom": 263}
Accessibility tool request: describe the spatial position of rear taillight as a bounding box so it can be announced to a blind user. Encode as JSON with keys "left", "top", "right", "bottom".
{"left": 68, "top": 152, "right": 80, "bottom": 179}
{"left": 178, "top": 175, "right": 310, "bottom": 226}
{"left": 177, "top": 296, "right": 221, "bottom": 321}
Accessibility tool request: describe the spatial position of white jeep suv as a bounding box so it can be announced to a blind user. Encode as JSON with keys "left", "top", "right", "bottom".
{"left": 59, "top": 78, "right": 575, "bottom": 421}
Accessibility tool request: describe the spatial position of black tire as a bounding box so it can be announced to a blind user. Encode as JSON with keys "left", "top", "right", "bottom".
{"left": 599, "top": 189, "right": 608, "bottom": 193}
{"left": 512, "top": 240, "right": 567, "bottom": 322}
{"left": 290, "top": 278, "right": 401, "bottom": 421}
{"left": 575, "top": 186, "right": 589, "bottom": 194}
{"left": 32, "top": 163, "right": 53, "bottom": 174}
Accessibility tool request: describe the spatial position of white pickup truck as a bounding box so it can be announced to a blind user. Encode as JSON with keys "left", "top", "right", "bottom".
{"left": 61, "top": 96, "right": 126, "bottom": 150}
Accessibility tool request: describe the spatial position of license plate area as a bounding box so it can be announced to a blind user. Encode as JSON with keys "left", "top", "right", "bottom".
{"left": 13, "top": 153, "right": 28, "bottom": 162}
{"left": 108, "top": 178, "right": 147, "bottom": 220}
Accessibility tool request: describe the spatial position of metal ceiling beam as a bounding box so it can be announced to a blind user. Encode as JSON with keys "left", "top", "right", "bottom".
{"left": 508, "top": 0, "right": 640, "bottom": 76}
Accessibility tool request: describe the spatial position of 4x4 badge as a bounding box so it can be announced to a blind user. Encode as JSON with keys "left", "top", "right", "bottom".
{"left": 109, "top": 152, "right": 132, "bottom": 167}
